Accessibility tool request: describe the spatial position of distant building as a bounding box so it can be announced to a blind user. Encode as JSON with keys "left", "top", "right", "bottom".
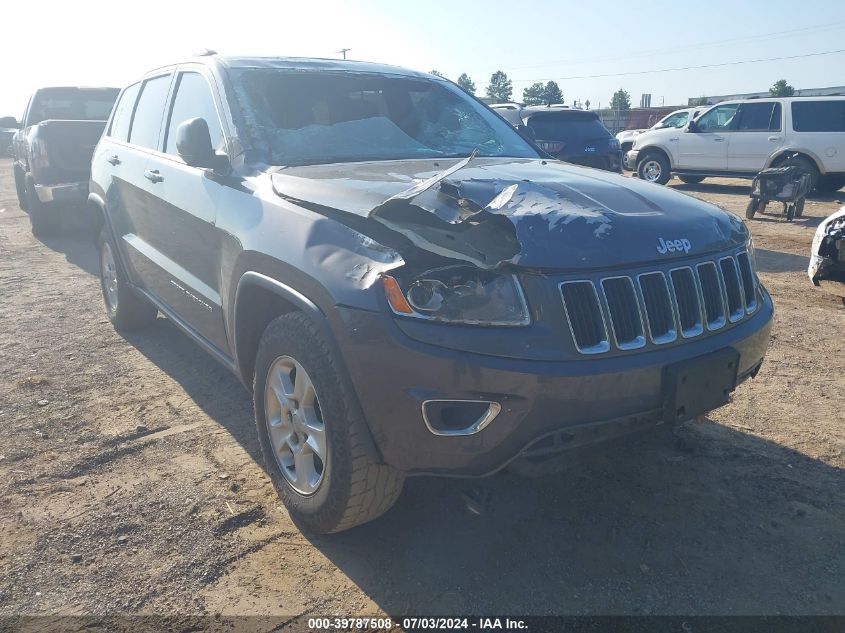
{"left": 688, "top": 85, "right": 845, "bottom": 106}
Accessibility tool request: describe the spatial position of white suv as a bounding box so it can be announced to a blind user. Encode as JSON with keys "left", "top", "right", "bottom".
{"left": 617, "top": 107, "right": 703, "bottom": 166}
{"left": 627, "top": 97, "right": 845, "bottom": 192}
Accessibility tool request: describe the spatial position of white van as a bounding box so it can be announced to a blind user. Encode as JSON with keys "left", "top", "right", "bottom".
{"left": 626, "top": 97, "right": 845, "bottom": 192}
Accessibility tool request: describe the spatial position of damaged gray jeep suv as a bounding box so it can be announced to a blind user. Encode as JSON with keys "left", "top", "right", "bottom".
{"left": 90, "top": 56, "right": 773, "bottom": 533}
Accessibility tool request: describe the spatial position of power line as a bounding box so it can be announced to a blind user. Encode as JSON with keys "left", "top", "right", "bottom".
{"left": 499, "top": 20, "right": 845, "bottom": 72}
{"left": 513, "top": 48, "right": 845, "bottom": 82}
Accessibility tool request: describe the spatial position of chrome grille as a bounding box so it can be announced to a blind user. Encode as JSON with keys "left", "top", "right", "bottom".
{"left": 560, "top": 251, "right": 758, "bottom": 354}
{"left": 560, "top": 281, "right": 609, "bottom": 354}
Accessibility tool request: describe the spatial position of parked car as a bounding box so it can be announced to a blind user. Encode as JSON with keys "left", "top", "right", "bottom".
{"left": 627, "top": 97, "right": 845, "bottom": 191}
{"left": 617, "top": 107, "right": 703, "bottom": 168}
{"left": 90, "top": 56, "right": 773, "bottom": 533}
{"left": 497, "top": 106, "right": 622, "bottom": 172}
{"left": 809, "top": 206, "right": 845, "bottom": 289}
{"left": 0, "top": 116, "right": 16, "bottom": 156}
{"left": 8, "top": 86, "right": 119, "bottom": 235}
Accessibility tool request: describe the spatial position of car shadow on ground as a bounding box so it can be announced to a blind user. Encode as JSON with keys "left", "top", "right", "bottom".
{"left": 754, "top": 248, "right": 809, "bottom": 274}
{"left": 36, "top": 235, "right": 845, "bottom": 615}
{"left": 670, "top": 180, "right": 845, "bottom": 205}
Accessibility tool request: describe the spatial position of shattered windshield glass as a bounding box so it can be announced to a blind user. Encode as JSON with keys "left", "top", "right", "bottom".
{"left": 231, "top": 69, "right": 538, "bottom": 165}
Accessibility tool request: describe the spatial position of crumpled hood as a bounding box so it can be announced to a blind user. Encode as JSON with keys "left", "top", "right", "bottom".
{"left": 270, "top": 157, "right": 746, "bottom": 270}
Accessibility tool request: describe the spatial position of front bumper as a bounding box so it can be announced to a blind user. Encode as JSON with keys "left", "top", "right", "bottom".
{"left": 334, "top": 288, "right": 774, "bottom": 477}
{"left": 34, "top": 181, "right": 88, "bottom": 204}
{"left": 624, "top": 149, "right": 640, "bottom": 171}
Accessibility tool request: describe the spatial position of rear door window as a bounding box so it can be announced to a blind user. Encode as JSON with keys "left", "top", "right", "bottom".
{"left": 108, "top": 82, "right": 141, "bottom": 142}
{"left": 736, "top": 102, "right": 781, "bottom": 131}
{"left": 792, "top": 101, "right": 845, "bottom": 132}
{"left": 129, "top": 75, "right": 172, "bottom": 150}
{"left": 164, "top": 72, "right": 225, "bottom": 156}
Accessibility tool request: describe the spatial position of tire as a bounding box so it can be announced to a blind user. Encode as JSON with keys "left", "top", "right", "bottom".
{"left": 25, "top": 175, "right": 56, "bottom": 236}
{"left": 13, "top": 166, "right": 28, "bottom": 211}
{"left": 794, "top": 198, "right": 805, "bottom": 218}
{"left": 777, "top": 155, "right": 819, "bottom": 193}
{"left": 254, "top": 312, "right": 404, "bottom": 534}
{"left": 816, "top": 175, "right": 845, "bottom": 193}
{"left": 745, "top": 199, "right": 759, "bottom": 219}
{"left": 786, "top": 204, "right": 795, "bottom": 223}
{"left": 97, "top": 226, "right": 157, "bottom": 330}
{"left": 679, "top": 175, "right": 705, "bottom": 184}
{"left": 637, "top": 152, "right": 671, "bottom": 185}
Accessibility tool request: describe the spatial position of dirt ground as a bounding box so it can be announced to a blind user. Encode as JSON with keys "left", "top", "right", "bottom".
{"left": 1, "top": 158, "right": 843, "bottom": 622}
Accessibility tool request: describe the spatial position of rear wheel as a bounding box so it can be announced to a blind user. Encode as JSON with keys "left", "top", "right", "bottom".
{"left": 679, "top": 175, "right": 705, "bottom": 184}
{"left": 97, "top": 227, "right": 157, "bottom": 330}
{"left": 254, "top": 312, "right": 404, "bottom": 533}
{"left": 25, "top": 175, "right": 56, "bottom": 236}
{"left": 637, "top": 152, "right": 671, "bottom": 185}
{"left": 13, "top": 166, "right": 28, "bottom": 210}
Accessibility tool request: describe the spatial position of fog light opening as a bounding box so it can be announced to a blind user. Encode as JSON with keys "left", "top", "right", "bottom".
{"left": 422, "top": 400, "right": 501, "bottom": 436}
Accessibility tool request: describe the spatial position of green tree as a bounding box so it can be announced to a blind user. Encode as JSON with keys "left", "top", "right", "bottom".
{"left": 522, "top": 82, "right": 547, "bottom": 106}
{"left": 429, "top": 70, "right": 445, "bottom": 78}
{"left": 456, "top": 73, "right": 476, "bottom": 95}
{"left": 523, "top": 80, "right": 564, "bottom": 106}
{"left": 610, "top": 88, "right": 631, "bottom": 111}
{"left": 544, "top": 81, "right": 563, "bottom": 105}
{"left": 486, "top": 70, "right": 513, "bottom": 102}
{"left": 769, "top": 79, "right": 795, "bottom": 97}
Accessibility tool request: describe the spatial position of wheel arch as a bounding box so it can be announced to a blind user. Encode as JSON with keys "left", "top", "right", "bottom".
{"left": 636, "top": 145, "right": 672, "bottom": 168}
{"left": 232, "top": 271, "right": 383, "bottom": 462}
{"left": 767, "top": 149, "right": 826, "bottom": 175}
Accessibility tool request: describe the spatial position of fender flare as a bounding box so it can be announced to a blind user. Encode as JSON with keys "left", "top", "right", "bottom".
{"left": 232, "top": 271, "right": 383, "bottom": 462}
{"left": 635, "top": 145, "right": 673, "bottom": 169}
{"left": 766, "top": 149, "right": 827, "bottom": 175}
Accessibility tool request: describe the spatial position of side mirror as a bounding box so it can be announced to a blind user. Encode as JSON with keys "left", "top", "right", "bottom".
{"left": 0, "top": 116, "right": 19, "bottom": 129}
{"left": 175, "top": 118, "right": 217, "bottom": 168}
{"left": 686, "top": 120, "right": 700, "bottom": 133}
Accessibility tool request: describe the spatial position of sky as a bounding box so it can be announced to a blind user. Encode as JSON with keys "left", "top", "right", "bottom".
{"left": 2, "top": 0, "right": 845, "bottom": 116}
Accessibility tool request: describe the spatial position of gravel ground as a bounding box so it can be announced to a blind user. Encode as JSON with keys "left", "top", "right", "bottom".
{"left": 0, "top": 159, "right": 843, "bottom": 622}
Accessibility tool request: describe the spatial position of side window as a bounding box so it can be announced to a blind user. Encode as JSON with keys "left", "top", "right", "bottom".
{"left": 129, "top": 75, "right": 172, "bottom": 150}
{"left": 792, "top": 101, "right": 845, "bottom": 132}
{"left": 736, "top": 102, "right": 781, "bottom": 132}
{"left": 108, "top": 83, "right": 141, "bottom": 142}
{"left": 164, "top": 72, "right": 225, "bottom": 156}
{"left": 695, "top": 104, "right": 739, "bottom": 132}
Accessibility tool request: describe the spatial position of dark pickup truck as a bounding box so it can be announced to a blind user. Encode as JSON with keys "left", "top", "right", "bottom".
{"left": 7, "top": 86, "right": 118, "bottom": 235}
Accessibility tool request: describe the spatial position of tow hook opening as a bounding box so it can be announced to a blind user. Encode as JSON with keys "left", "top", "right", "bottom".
{"left": 422, "top": 400, "right": 502, "bottom": 436}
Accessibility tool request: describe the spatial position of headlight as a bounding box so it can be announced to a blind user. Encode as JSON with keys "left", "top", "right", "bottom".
{"left": 382, "top": 266, "right": 530, "bottom": 326}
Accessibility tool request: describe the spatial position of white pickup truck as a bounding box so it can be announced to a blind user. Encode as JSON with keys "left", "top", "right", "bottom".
{"left": 627, "top": 97, "right": 845, "bottom": 192}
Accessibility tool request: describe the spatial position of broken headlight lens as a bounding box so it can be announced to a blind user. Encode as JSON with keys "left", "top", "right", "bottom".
{"left": 383, "top": 267, "right": 530, "bottom": 326}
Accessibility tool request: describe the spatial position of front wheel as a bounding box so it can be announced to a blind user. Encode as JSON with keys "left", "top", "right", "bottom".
{"left": 254, "top": 312, "right": 404, "bottom": 533}
{"left": 14, "top": 166, "right": 28, "bottom": 211}
{"left": 637, "top": 152, "right": 671, "bottom": 185}
{"left": 745, "top": 199, "right": 760, "bottom": 219}
{"left": 97, "top": 227, "right": 157, "bottom": 330}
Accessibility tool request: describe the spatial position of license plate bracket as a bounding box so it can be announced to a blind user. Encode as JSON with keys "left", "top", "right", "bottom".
{"left": 663, "top": 347, "right": 740, "bottom": 424}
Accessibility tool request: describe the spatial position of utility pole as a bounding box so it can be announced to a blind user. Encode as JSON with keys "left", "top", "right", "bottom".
{"left": 336, "top": 48, "right": 351, "bottom": 60}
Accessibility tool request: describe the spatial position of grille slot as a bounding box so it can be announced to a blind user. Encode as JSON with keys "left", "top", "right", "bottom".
{"left": 736, "top": 252, "right": 757, "bottom": 313}
{"left": 560, "top": 281, "right": 609, "bottom": 354}
{"left": 697, "top": 262, "right": 726, "bottom": 329}
{"left": 719, "top": 257, "right": 745, "bottom": 322}
{"left": 669, "top": 267, "right": 703, "bottom": 337}
{"left": 601, "top": 277, "right": 645, "bottom": 349}
{"left": 638, "top": 272, "right": 676, "bottom": 343}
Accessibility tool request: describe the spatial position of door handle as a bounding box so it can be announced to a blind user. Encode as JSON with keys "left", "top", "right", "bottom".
{"left": 768, "top": 136, "right": 782, "bottom": 141}
{"left": 106, "top": 155, "right": 121, "bottom": 166}
{"left": 713, "top": 137, "right": 725, "bottom": 142}
{"left": 144, "top": 169, "right": 164, "bottom": 183}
